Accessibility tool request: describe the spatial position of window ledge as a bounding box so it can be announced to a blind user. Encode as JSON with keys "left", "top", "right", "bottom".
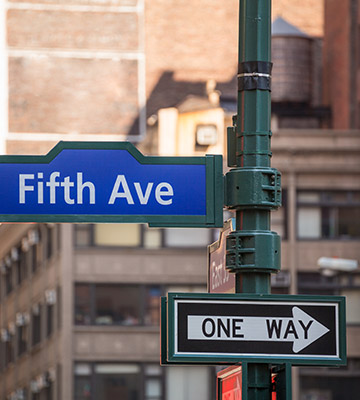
{"left": 74, "top": 325, "right": 160, "bottom": 334}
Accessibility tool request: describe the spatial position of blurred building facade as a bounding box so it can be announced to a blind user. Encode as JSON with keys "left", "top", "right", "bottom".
{"left": 1, "top": 0, "right": 324, "bottom": 156}
{"left": 322, "top": 0, "right": 359, "bottom": 129}
{"left": 1, "top": 1, "right": 360, "bottom": 400}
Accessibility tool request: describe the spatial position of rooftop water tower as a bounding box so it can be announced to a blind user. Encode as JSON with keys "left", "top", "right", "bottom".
{"left": 272, "top": 17, "right": 312, "bottom": 103}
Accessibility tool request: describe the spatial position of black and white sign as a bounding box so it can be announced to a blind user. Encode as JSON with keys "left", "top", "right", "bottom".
{"left": 166, "top": 293, "right": 346, "bottom": 365}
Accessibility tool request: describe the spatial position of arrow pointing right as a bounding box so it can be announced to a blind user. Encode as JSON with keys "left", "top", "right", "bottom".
{"left": 187, "top": 306, "right": 330, "bottom": 353}
{"left": 290, "top": 307, "right": 329, "bottom": 353}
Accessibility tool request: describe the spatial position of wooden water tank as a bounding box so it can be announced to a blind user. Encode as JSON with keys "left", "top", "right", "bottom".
{"left": 272, "top": 17, "right": 312, "bottom": 103}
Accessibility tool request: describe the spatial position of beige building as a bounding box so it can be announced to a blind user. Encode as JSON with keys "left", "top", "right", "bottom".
{"left": 0, "top": 221, "right": 220, "bottom": 399}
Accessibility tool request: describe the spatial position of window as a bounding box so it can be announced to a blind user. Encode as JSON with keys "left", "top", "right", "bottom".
{"left": 143, "top": 225, "right": 162, "bottom": 249}
{"left": 5, "top": 269, "right": 13, "bottom": 295}
{"left": 32, "top": 392, "right": 40, "bottom": 400}
{"left": 5, "top": 330, "right": 15, "bottom": 366}
{"left": 95, "top": 285, "right": 141, "bottom": 326}
{"left": 271, "top": 270, "right": 290, "bottom": 294}
{"left": 32, "top": 304, "right": 42, "bottom": 346}
{"left": 74, "top": 224, "right": 93, "bottom": 247}
{"left": 1, "top": 328, "right": 14, "bottom": 367}
{"left": 29, "top": 229, "right": 42, "bottom": 273}
{"left": 74, "top": 224, "right": 215, "bottom": 249}
{"left": 94, "top": 224, "right": 141, "bottom": 247}
{"left": 0, "top": 341, "right": 3, "bottom": 372}
{"left": 46, "top": 225, "right": 54, "bottom": 260}
{"left": 74, "top": 363, "right": 92, "bottom": 400}
{"left": 297, "top": 190, "right": 360, "bottom": 239}
{"left": 75, "top": 284, "right": 163, "bottom": 327}
{"left": 74, "top": 285, "right": 92, "bottom": 325}
{"left": 145, "top": 287, "right": 161, "bottom": 326}
{"left": 298, "top": 272, "right": 336, "bottom": 295}
{"left": 45, "top": 289, "right": 57, "bottom": 338}
{"left": 144, "top": 364, "right": 163, "bottom": 400}
{"left": 46, "top": 304, "right": 54, "bottom": 338}
{"left": 42, "top": 382, "right": 54, "bottom": 400}
{"left": 74, "top": 224, "right": 143, "bottom": 247}
{"left": 57, "top": 286, "right": 62, "bottom": 330}
{"left": 166, "top": 366, "right": 211, "bottom": 400}
{"left": 7, "top": 388, "right": 27, "bottom": 400}
{"left": 17, "top": 244, "right": 28, "bottom": 285}
{"left": 4, "top": 257, "right": 13, "bottom": 295}
{"left": 300, "top": 367, "right": 360, "bottom": 400}
{"left": 94, "top": 364, "right": 141, "bottom": 399}
{"left": 164, "top": 227, "right": 212, "bottom": 247}
{"left": 16, "top": 313, "right": 29, "bottom": 357}
{"left": 17, "top": 324, "right": 28, "bottom": 356}
{"left": 30, "top": 373, "right": 53, "bottom": 400}
{"left": 74, "top": 363, "right": 164, "bottom": 400}
{"left": 298, "top": 207, "right": 321, "bottom": 238}
{"left": 341, "top": 290, "right": 360, "bottom": 324}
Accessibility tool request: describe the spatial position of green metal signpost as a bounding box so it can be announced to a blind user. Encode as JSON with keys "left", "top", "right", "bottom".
{"left": 162, "top": 1, "right": 347, "bottom": 399}
{"left": 224, "top": 0, "right": 281, "bottom": 398}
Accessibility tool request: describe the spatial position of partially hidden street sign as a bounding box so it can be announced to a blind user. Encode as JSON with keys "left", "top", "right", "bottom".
{"left": 165, "top": 293, "right": 346, "bottom": 366}
{"left": 217, "top": 366, "right": 242, "bottom": 400}
{"left": 208, "top": 218, "right": 236, "bottom": 293}
{"left": 0, "top": 141, "right": 223, "bottom": 227}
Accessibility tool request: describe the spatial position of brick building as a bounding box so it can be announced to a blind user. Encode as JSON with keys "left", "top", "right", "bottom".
{"left": 322, "top": 0, "right": 359, "bottom": 129}
{"left": 1, "top": 0, "right": 323, "bottom": 156}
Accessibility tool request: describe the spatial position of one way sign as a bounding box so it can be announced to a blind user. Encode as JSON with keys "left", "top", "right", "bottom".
{"left": 165, "top": 293, "right": 346, "bottom": 366}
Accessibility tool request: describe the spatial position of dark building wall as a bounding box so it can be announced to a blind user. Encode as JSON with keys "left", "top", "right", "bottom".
{"left": 322, "top": 0, "right": 360, "bottom": 129}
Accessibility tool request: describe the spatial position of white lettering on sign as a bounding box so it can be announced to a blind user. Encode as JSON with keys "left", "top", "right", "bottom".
{"left": 19, "top": 172, "right": 96, "bottom": 205}
{"left": 19, "top": 174, "right": 35, "bottom": 204}
{"left": 201, "top": 317, "right": 244, "bottom": 338}
{"left": 108, "top": 175, "right": 174, "bottom": 205}
{"left": 187, "top": 307, "right": 330, "bottom": 353}
{"left": 211, "top": 260, "right": 230, "bottom": 291}
{"left": 18, "top": 173, "right": 174, "bottom": 206}
{"left": 155, "top": 182, "right": 173, "bottom": 205}
{"left": 108, "top": 175, "right": 135, "bottom": 205}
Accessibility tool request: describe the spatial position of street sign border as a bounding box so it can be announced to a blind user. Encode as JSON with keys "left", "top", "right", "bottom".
{"left": 166, "top": 292, "right": 346, "bottom": 366}
{"left": 0, "top": 141, "right": 224, "bottom": 227}
{"left": 161, "top": 296, "right": 233, "bottom": 366}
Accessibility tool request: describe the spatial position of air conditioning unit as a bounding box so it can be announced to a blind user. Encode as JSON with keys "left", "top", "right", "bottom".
{"left": 317, "top": 257, "right": 358, "bottom": 275}
{"left": 45, "top": 289, "right": 57, "bottom": 305}
{"left": 196, "top": 125, "right": 218, "bottom": 146}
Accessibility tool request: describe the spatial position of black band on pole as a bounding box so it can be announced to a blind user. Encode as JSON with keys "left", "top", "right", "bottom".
{"left": 238, "top": 61, "right": 273, "bottom": 91}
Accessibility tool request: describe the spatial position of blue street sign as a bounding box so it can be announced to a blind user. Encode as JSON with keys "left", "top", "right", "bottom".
{"left": 0, "top": 141, "right": 223, "bottom": 226}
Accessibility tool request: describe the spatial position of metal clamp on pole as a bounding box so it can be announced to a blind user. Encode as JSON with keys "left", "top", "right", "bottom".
{"left": 238, "top": 61, "right": 273, "bottom": 91}
{"left": 224, "top": 167, "right": 281, "bottom": 210}
{"left": 226, "top": 230, "right": 281, "bottom": 273}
